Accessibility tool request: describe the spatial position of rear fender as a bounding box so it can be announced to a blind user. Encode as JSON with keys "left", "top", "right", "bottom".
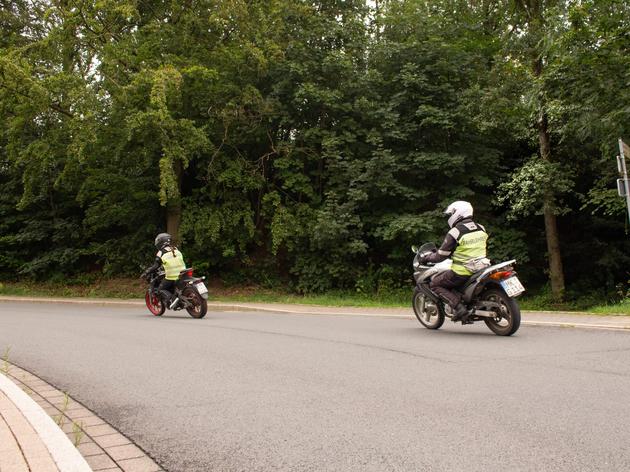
{"left": 182, "top": 281, "right": 208, "bottom": 301}
{"left": 461, "top": 260, "right": 516, "bottom": 303}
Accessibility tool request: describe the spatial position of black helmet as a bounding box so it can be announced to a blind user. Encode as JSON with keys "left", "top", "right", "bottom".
{"left": 154, "top": 233, "right": 172, "bottom": 250}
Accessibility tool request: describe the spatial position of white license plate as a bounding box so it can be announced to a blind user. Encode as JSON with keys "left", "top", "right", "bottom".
{"left": 196, "top": 282, "right": 208, "bottom": 295}
{"left": 500, "top": 276, "right": 525, "bottom": 297}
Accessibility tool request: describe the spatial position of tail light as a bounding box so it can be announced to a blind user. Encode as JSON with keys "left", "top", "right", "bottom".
{"left": 183, "top": 269, "right": 194, "bottom": 277}
{"left": 489, "top": 270, "right": 514, "bottom": 281}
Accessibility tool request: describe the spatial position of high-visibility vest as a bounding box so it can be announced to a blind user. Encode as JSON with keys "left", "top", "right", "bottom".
{"left": 451, "top": 222, "right": 488, "bottom": 276}
{"left": 159, "top": 248, "right": 186, "bottom": 280}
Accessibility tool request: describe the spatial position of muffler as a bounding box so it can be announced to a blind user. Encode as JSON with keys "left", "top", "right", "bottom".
{"left": 471, "top": 309, "right": 498, "bottom": 318}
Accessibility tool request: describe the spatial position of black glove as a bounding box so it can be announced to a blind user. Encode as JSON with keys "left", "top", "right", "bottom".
{"left": 419, "top": 250, "right": 436, "bottom": 265}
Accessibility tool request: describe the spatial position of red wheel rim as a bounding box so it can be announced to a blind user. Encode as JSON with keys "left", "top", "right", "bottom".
{"left": 145, "top": 291, "right": 163, "bottom": 316}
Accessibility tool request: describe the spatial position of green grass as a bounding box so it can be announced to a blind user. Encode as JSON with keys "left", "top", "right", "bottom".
{"left": 209, "top": 290, "right": 410, "bottom": 308}
{"left": 0, "top": 279, "right": 409, "bottom": 307}
{"left": 517, "top": 290, "right": 630, "bottom": 315}
{"left": 0, "top": 280, "right": 144, "bottom": 299}
{"left": 1, "top": 279, "right": 629, "bottom": 314}
{"left": 588, "top": 299, "right": 630, "bottom": 315}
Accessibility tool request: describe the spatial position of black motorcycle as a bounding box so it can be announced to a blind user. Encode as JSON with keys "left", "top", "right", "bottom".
{"left": 142, "top": 267, "right": 208, "bottom": 319}
{"left": 411, "top": 243, "right": 524, "bottom": 336}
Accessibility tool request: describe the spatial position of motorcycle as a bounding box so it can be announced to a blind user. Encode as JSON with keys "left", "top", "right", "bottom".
{"left": 142, "top": 267, "right": 209, "bottom": 319}
{"left": 411, "top": 242, "right": 524, "bottom": 336}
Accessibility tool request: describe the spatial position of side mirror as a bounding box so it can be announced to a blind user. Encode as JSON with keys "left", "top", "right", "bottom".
{"left": 411, "top": 245, "right": 418, "bottom": 253}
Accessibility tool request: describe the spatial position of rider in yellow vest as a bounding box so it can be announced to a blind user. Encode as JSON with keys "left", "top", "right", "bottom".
{"left": 419, "top": 201, "right": 488, "bottom": 321}
{"left": 143, "top": 233, "right": 186, "bottom": 303}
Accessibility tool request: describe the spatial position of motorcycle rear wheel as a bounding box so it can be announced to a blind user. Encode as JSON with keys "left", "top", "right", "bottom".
{"left": 182, "top": 288, "right": 207, "bottom": 319}
{"left": 482, "top": 288, "right": 521, "bottom": 336}
{"left": 145, "top": 290, "right": 165, "bottom": 316}
{"left": 412, "top": 288, "right": 445, "bottom": 329}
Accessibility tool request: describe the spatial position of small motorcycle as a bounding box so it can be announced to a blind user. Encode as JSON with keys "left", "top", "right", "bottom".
{"left": 411, "top": 243, "right": 524, "bottom": 336}
{"left": 142, "top": 267, "right": 209, "bottom": 318}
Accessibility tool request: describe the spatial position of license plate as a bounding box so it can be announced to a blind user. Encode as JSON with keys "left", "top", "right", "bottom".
{"left": 196, "top": 282, "right": 208, "bottom": 295}
{"left": 501, "top": 276, "right": 525, "bottom": 297}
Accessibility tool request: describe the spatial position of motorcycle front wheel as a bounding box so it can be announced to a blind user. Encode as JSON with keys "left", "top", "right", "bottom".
{"left": 182, "top": 287, "right": 208, "bottom": 319}
{"left": 412, "top": 288, "right": 445, "bottom": 329}
{"left": 145, "top": 290, "right": 165, "bottom": 316}
{"left": 482, "top": 288, "right": 521, "bottom": 336}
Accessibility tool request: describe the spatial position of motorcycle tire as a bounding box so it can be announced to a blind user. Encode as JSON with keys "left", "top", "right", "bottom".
{"left": 481, "top": 288, "right": 521, "bottom": 336}
{"left": 182, "top": 287, "right": 207, "bottom": 319}
{"left": 145, "top": 289, "right": 165, "bottom": 316}
{"left": 412, "top": 288, "right": 445, "bottom": 330}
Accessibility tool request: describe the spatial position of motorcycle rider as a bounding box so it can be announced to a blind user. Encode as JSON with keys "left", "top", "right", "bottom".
{"left": 142, "top": 233, "right": 186, "bottom": 304}
{"left": 419, "top": 201, "right": 488, "bottom": 321}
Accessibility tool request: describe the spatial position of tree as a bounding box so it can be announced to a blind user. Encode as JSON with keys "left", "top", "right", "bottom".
{"left": 496, "top": 0, "right": 630, "bottom": 301}
{"left": 1, "top": 0, "right": 629, "bottom": 302}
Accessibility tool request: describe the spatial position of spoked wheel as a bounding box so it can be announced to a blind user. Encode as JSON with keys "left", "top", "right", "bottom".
{"left": 145, "top": 290, "right": 165, "bottom": 316}
{"left": 482, "top": 288, "right": 521, "bottom": 336}
{"left": 182, "top": 288, "right": 207, "bottom": 319}
{"left": 412, "top": 288, "right": 445, "bottom": 330}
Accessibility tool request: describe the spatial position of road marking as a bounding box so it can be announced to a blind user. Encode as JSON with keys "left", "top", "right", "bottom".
{"left": 0, "top": 373, "right": 93, "bottom": 472}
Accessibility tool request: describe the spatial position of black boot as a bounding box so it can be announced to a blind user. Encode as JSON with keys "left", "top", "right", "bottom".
{"left": 452, "top": 303, "right": 469, "bottom": 321}
{"left": 160, "top": 290, "right": 172, "bottom": 305}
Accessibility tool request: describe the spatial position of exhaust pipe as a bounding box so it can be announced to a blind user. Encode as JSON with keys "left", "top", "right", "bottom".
{"left": 471, "top": 309, "right": 498, "bottom": 318}
{"left": 169, "top": 297, "right": 180, "bottom": 310}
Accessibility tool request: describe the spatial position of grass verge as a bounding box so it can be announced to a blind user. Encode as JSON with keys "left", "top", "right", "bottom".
{"left": 0, "top": 279, "right": 409, "bottom": 307}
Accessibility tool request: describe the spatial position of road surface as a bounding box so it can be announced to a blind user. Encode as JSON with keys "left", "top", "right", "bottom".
{"left": 1, "top": 301, "right": 629, "bottom": 471}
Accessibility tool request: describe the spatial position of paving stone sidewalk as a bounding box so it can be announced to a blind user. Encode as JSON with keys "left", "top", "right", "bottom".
{"left": 0, "top": 365, "right": 163, "bottom": 472}
{"left": 0, "top": 389, "right": 63, "bottom": 472}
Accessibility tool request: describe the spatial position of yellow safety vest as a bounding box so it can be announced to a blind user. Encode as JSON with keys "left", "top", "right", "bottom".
{"left": 159, "top": 248, "right": 186, "bottom": 280}
{"left": 451, "top": 224, "right": 488, "bottom": 276}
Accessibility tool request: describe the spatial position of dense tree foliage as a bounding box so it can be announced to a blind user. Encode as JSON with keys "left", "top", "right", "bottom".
{"left": 1, "top": 0, "right": 629, "bottom": 301}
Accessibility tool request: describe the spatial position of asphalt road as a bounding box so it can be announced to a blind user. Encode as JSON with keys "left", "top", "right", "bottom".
{"left": 1, "top": 301, "right": 629, "bottom": 472}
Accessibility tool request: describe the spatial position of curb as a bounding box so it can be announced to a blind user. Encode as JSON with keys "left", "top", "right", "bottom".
{"left": 0, "top": 295, "right": 603, "bottom": 315}
{"left": 0, "top": 296, "right": 144, "bottom": 307}
{"left": 1, "top": 295, "right": 629, "bottom": 331}
{"left": 522, "top": 320, "right": 630, "bottom": 331}
{"left": 2, "top": 363, "right": 163, "bottom": 472}
{"left": 0, "top": 371, "right": 92, "bottom": 472}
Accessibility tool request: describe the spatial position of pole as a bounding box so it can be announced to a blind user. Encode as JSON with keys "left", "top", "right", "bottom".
{"left": 619, "top": 138, "right": 630, "bottom": 226}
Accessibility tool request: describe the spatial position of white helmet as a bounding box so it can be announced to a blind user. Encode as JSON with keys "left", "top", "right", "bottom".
{"left": 444, "top": 201, "right": 473, "bottom": 228}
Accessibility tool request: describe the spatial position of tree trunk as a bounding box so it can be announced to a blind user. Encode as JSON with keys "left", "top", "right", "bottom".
{"left": 166, "top": 160, "right": 183, "bottom": 245}
{"left": 517, "top": 0, "right": 566, "bottom": 303}
{"left": 536, "top": 72, "right": 566, "bottom": 302}
{"left": 543, "top": 201, "right": 565, "bottom": 301}
{"left": 166, "top": 201, "right": 181, "bottom": 245}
